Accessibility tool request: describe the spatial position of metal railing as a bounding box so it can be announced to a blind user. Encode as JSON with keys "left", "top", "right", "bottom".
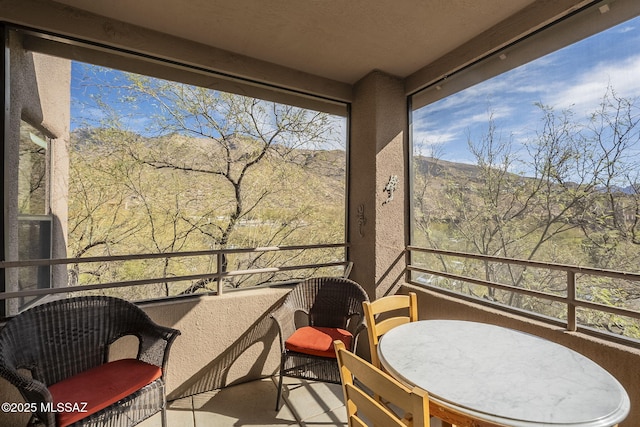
{"left": 407, "top": 246, "right": 640, "bottom": 336}
{"left": 0, "top": 243, "right": 350, "bottom": 302}
{"left": 9, "top": 242, "right": 639, "bottom": 341}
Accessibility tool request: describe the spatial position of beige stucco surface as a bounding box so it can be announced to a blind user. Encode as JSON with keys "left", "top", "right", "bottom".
{"left": 349, "top": 71, "right": 408, "bottom": 300}
{"left": 6, "top": 33, "right": 71, "bottom": 315}
{"left": 140, "top": 288, "right": 287, "bottom": 399}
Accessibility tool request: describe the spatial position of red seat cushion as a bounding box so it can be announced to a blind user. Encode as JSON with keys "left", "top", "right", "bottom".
{"left": 48, "top": 358, "right": 162, "bottom": 427}
{"left": 285, "top": 326, "right": 353, "bottom": 358}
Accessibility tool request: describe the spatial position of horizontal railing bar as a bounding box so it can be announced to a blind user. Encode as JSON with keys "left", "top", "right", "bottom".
{"left": 221, "top": 261, "right": 346, "bottom": 278}
{"left": 408, "top": 246, "right": 640, "bottom": 282}
{"left": 407, "top": 265, "right": 569, "bottom": 304}
{"left": 408, "top": 265, "right": 640, "bottom": 321}
{"left": 408, "top": 246, "right": 640, "bottom": 326}
{"left": 571, "top": 298, "right": 640, "bottom": 320}
{"left": 0, "top": 243, "right": 348, "bottom": 269}
{"left": 406, "top": 276, "right": 570, "bottom": 327}
{"left": 1, "top": 278, "right": 183, "bottom": 299}
{"left": 0, "top": 261, "right": 348, "bottom": 301}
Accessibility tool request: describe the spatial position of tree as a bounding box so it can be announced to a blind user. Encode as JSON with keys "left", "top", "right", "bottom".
{"left": 575, "top": 88, "right": 640, "bottom": 269}
{"left": 413, "top": 89, "right": 640, "bottom": 331}
{"left": 420, "top": 109, "right": 591, "bottom": 308}
{"left": 69, "top": 65, "right": 345, "bottom": 295}
{"left": 67, "top": 130, "right": 143, "bottom": 288}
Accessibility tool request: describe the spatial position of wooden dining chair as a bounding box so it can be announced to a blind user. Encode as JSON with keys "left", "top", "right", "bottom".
{"left": 334, "top": 340, "right": 430, "bottom": 427}
{"left": 363, "top": 292, "right": 418, "bottom": 368}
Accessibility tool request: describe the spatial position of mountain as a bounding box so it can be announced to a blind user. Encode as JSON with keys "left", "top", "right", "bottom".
{"left": 414, "top": 155, "right": 484, "bottom": 181}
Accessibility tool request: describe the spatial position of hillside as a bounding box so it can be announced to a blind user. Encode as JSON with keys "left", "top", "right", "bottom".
{"left": 414, "top": 155, "right": 483, "bottom": 181}
{"left": 68, "top": 128, "right": 347, "bottom": 252}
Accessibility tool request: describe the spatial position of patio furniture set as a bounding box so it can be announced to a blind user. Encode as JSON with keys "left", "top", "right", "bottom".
{"left": 0, "top": 277, "right": 631, "bottom": 427}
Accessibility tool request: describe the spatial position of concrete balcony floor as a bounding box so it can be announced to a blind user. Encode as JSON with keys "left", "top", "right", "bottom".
{"left": 139, "top": 376, "right": 444, "bottom": 427}
{"left": 139, "top": 377, "right": 348, "bottom": 427}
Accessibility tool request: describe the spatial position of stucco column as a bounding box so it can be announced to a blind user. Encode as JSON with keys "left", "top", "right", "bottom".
{"left": 6, "top": 35, "right": 70, "bottom": 315}
{"left": 349, "top": 71, "right": 407, "bottom": 300}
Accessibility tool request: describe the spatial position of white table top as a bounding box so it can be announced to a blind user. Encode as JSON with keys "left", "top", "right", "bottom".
{"left": 378, "top": 320, "right": 630, "bottom": 427}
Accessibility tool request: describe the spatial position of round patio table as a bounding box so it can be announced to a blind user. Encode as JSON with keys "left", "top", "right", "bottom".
{"left": 377, "top": 320, "right": 630, "bottom": 427}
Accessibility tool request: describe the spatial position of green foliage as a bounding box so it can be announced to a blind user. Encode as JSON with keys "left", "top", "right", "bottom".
{"left": 68, "top": 66, "right": 346, "bottom": 298}
{"left": 413, "top": 88, "right": 640, "bottom": 339}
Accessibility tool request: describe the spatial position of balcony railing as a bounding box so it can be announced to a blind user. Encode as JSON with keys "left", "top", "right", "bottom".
{"left": 0, "top": 243, "right": 350, "bottom": 312}
{"left": 5, "top": 242, "right": 640, "bottom": 346}
{"left": 407, "top": 245, "right": 640, "bottom": 345}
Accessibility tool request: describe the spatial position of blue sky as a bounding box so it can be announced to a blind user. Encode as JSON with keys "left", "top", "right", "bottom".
{"left": 412, "top": 15, "right": 640, "bottom": 167}
{"left": 71, "top": 65, "right": 157, "bottom": 133}
{"left": 71, "top": 14, "right": 638, "bottom": 159}
{"left": 70, "top": 64, "right": 348, "bottom": 150}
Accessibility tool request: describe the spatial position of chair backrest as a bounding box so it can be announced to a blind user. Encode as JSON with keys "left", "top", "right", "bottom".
{"left": 334, "top": 340, "right": 430, "bottom": 427}
{"left": 0, "top": 296, "right": 154, "bottom": 386}
{"left": 284, "top": 277, "right": 369, "bottom": 334}
{"left": 363, "top": 292, "right": 418, "bottom": 368}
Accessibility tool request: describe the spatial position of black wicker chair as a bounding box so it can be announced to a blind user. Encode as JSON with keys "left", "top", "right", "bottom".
{"left": 271, "top": 277, "right": 369, "bottom": 410}
{"left": 0, "top": 296, "right": 180, "bottom": 427}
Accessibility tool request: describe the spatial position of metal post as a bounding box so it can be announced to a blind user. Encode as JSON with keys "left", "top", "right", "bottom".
{"left": 567, "top": 271, "right": 577, "bottom": 332}
{"left": 216, "top": 252, "right": 224, "bottom": 295}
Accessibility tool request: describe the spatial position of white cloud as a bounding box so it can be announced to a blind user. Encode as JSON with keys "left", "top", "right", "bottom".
{"left": 544, "top": 54, "right": 640, "bottom": 116}
{"left": 412, "top": 127, "right": 457, "bottom": 148}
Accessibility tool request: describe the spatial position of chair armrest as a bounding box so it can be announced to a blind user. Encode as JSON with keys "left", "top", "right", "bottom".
{"left": 270, "top": 305, "right": 300, "bottom": 351}
{"left": 0, "top": 367, "right": 56, "bottom": 426}
{"left": 351, "top": 323, "right": 368, "bottom": 351}
{"left": 346, "top": 310, "right": 367, "bottom": 334}
{"left": 135, "top": 319, "right": 181, "bottom": 371}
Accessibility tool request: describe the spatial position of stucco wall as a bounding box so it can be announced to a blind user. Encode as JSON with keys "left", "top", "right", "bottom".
{"left": 349, "top": 71, "right": 408, "bottom": 300}
{"left": 139, "top": 288, "right": 286, "bottom": 399}
{"left": 6, "top": 31, "right": 70, "bottom": 315}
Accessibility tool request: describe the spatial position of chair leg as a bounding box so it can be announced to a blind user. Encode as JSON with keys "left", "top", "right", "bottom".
{"left": 161, "top": 406, "right": 168, "bottom": 427}
{"left": 275, "top": 352, "right": 289, "bottom": 411}
{"left": 275, "top": 370, "right": 284, "bottom": 411}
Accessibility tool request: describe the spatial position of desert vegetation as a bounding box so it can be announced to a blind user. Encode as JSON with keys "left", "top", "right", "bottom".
{"left": 413, "top": 88, "right": 640, "bottom": 338}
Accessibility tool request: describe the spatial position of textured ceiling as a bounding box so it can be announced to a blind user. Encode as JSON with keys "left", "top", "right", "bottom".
{"left": 52, "top": 0, "right": 536, "bottom": 84}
